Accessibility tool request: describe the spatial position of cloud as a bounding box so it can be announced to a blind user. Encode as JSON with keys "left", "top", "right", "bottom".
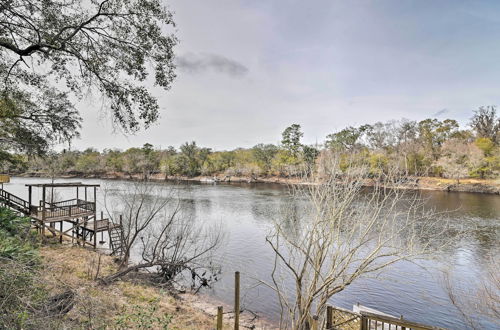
{"left": 433, "top": 108, "right": 449, "bottom": 117}
{"left": 176, "top": 53, "right": 248, "bottom": 77}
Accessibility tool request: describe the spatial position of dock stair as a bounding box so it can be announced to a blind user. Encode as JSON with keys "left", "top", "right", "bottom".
{"left": 0, "top": 188, "right": 30, "bottom": 215}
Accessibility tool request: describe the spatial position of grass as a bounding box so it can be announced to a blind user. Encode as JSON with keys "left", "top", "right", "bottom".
{"left": 0, "top": 206, "right": 271, "bottom": 329}
{"left": 39, "top": 244, "right": 223, "bottom": 329}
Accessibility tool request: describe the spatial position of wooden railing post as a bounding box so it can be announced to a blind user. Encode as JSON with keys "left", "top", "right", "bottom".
{"left": 326, "top": 306, "right": 333, "bottom": 329}
{"left": 93, "top": 212, "right": 97, "bottom": 249}
{"left": 41, "top": 186, "right": 46, "bottom": 237}
{"left": 217, "top": 306, "right": 223, "bottom": 330}
{"left": 234, "top": 271, "right": 240, "bottom": 330}
{"left": 361, "top": 315, "right": 368, "bottom": 330}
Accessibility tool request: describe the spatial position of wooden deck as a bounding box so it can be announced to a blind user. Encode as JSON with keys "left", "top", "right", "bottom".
{"left": 80, "top": 219, "right": 120, "bottom": 233}
{"left": 1, "top": 182, "right": 125, "bottom": 251}
{"left": 30, "top": 206, "right": 95, "bottom": 223}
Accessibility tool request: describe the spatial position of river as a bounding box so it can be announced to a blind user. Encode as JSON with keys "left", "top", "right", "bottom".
{"left": 5, "top": 177, "right": 499, "bottom": 329}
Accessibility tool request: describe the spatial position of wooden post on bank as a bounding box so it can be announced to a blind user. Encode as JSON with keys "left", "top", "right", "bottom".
{"left": 216, "top": 306, "right": 223, "bottom": 330}
{"left": 41, "top": 186, "right": 46, "bottom": 237}
{"left": 311, "top": 315, "right": 318, "bottom": 330}
{"left": 93, "top": 186, "right": 97, "bottom": 249}
{"left": 326, "top": 305, "right": 333, "bottom": 329}
{"left": 234, "top": 271, "right": 240, "bottom": 330}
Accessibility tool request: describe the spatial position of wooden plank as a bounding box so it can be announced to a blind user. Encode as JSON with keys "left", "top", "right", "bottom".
{"left": 81, "top": 219, "right": 115, "bottom": 232}
{"left": 25, "top": 182, "right": 100, "bottom": 187}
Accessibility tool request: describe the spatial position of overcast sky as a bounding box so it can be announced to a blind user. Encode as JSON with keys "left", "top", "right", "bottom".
{"left": 73, "top": 0, "right": 500, "bottom": 151}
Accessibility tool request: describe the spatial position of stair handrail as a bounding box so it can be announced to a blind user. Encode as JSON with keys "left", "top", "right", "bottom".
{"left": 0, "top": 188, "right": 30, "bottom": 214}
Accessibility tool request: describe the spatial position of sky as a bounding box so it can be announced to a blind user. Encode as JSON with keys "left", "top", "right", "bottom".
{"left": 73, "top": 0, "right": 500, "bottom": 151}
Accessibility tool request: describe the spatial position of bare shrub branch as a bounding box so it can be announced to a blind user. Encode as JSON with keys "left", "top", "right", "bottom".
{"left": 262, "top": 151, "right": 457, "bottom": 329}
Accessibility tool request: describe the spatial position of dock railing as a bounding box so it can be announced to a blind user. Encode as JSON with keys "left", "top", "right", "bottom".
{"left": 325, "top": 306, "right": 444, "bottom": 330}
{"left": 0, "top": 188, "right": 30, "bottom": 214}
{"left": 40, "top": 199, "right": 96, "bottom": 219}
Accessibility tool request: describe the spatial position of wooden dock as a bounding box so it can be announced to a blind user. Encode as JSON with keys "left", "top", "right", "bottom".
{"left": 0, "top": 182, "right": 124, "bottom": 253}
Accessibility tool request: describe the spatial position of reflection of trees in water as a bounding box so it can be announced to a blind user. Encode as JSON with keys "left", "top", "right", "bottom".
{"left": 177, "top": 197, "right": 212, "bottom": 221}
{"left": 422, "top": 190, "right": 500, "bottom": 219}
{"left": 249, "top": 194, "right": 293, "bottom": 225}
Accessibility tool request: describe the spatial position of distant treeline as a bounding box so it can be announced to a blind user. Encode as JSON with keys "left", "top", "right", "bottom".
{"left": 5, "top": 106, "right": 500, "bottom": 181}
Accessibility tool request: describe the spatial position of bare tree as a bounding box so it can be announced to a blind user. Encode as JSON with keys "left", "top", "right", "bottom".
{"left": 469, "top": 106, "right": 500, "bottom": 143}
{"left": 443, "top": 257, "right": 499, "bottom": 329}
{"left": 101, "top": 181, "right": 223, "bottom": 287}
{"left": 434, "top": 139, "right": 483, "bottom": 184}
{"left": 262, "top": 152, "right": 454, "bottom": 329}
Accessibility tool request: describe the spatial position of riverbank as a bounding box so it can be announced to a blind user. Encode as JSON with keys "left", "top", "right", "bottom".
{"left": 18, "top": 171, "right": 500, "bottom": 194}
{"left": 40, "top": 243, "right": 276, "bottom": 329}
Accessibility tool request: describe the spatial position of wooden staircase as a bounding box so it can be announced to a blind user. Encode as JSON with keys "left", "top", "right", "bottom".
{"left": 109, "top": 225, "right": 125, "bottom": 256}
{"left": 0, "top": 188, "right": 30, "bottom": 215}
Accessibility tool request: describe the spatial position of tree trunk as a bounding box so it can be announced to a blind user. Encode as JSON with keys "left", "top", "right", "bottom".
{"left": 100, "top": 262, "right": 153, "bottom": 285}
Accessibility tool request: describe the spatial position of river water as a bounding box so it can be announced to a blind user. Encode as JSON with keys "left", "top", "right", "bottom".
{"left": 5, "top": 177, "right": 500, "bottom": 329}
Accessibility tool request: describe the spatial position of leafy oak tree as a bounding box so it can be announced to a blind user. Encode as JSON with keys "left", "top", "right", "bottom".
{"left": 0, "top": 89, "right": 81, "bottom": 159}
{"left": 0, "top": 0, "right": 177, "bottom": 159}
{"left": 252, "top": 143, "right": 278, "bottom": 174}
{"left": 325, "top": 125, "right": 370, "bottom": 151}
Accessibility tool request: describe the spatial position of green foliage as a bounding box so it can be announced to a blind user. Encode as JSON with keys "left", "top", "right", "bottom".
{"left": 6, "top": 108, "right": 500, "bottom": 181}
{"left": 302, "top": 145, "right": 320, "bottom": 166}
{"left": 369, "top": 153, "right": 389, "bottom": 175}
{"left": 114, "top": 298, "right": 172, "bottom": 329}
{"left": 252, "top": 144, "right": 278, "bottom": 174}
{"left": 281, "top": 124, "right": 304, "bottom": 157}
{"left": 475, "top": 138, "right": 495, "bottom": 156}
{"left": 204, "top": 151, "right": 235, "bottom": 174}
{"left": 1, "top": 0, "right": 177, "bottom": 133}
{"left": 104, "top": 149, "right": 125, "bottom": 172}
{"left": 0, "top": 207, "right": 45, "bottom": 329}
{"left": 418, "top": 118, "right": 460, "bottom": 159}
{"left": 75, "top": 149, "right": 101, "bottom": 174}
{"left": 176, "top": 141, "right": 203, "bottom": 177}
{"left": 469, "top": 147, "right": 500, "bottom": 179}
{"left": 326, "top": 125, "right": 370, "bottom": 151}
{"left": 0, "top": 90, "right": 81, "bottom": 163}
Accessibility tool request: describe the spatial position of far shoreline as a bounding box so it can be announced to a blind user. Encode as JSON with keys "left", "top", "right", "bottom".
{"left": 13, "top": 172, "right": 500, "bottom": 195}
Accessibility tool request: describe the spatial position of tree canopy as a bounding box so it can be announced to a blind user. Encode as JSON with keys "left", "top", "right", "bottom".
{"left": 0, "top": 0, "right": 177, "bottom": 158}
{"left": 470, "top": 106, "right": 500, "bottom": 143}
{"left": 0, "top": 88, "right": 81, "bottom": 159}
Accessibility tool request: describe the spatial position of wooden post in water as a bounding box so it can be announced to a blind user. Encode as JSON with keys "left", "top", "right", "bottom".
{"left": 216, "top": 306, "right": 223, "bottom": 330}
{"left": 234, "top": 271, "right": 240, "bottom": 330}
{"left": 326, "top": 306, "right": 333, "bottom": 329}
